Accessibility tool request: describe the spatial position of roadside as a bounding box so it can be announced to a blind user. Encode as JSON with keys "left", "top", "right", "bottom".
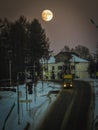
{"left": 0, "top": 81, "right": 61, "bottom": 130}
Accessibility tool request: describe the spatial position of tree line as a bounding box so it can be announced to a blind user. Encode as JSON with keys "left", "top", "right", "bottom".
{"left": 0, "top": 16, "right": 50, "bottom": 84}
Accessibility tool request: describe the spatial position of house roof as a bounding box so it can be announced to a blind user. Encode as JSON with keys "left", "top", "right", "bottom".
{"left": 55, "top": 51, "right": 79, "bottom": 57}
{"left": 55, "top": 51, "right": 80, "bottom": 62}
{"left": 40, "top": 56, "right": 55, "bottom": 64}
{"left": 48, "top": 56, "right": 55, "bottom": 63}
{"left": 70, "top": 54, "right": 88, "bottom": 63}
{"left": 40, "top": 52, "right": 88, "bottom": 64}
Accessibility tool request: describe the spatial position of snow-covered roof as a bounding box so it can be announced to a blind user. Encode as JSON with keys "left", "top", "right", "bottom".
{"left": 48, "top": 56, "right": 55, "bottom": 63}
{"left": 40, "top": 54, "right": 88, "bottom": 64}
{"left": 70, "top": 54, "right": 88, "bottom": 63}
{"left": 40, "top": 56, "right": 55, "bottom": 64}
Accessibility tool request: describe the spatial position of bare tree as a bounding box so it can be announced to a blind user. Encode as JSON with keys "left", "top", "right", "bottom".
{"left": 61, "top": 45, "right": 70, "bottom": 52}
{"left": 74, "top": 45, "right": 92, "bottom": 60}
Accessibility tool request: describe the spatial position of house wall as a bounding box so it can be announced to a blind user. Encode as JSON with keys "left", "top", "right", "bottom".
{"left": 74, "top": 62, "right": 89, "bottom": 78}
{"left": 43, "top": 62, "right": 64, "bottom": 80}
{"left": 54, "top": 62, "right": 64, "bottom": 80}
{"left": 42, "top": 58, "right": 89, "bottom": 80}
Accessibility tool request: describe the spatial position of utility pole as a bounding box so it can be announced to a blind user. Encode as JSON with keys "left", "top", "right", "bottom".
{"left": 17, "top": 73, "right": 20, "bottom": 124}
{"left": 9, "top": 60, "right": 12, "bottom": 86}
{"left": 90, "top": 18, "right": 98, "bottom": 78}
{"left": 8, "top": 50, "right": 12, "bottom": 87}
{"left": 90, "top": 18, "right": 98, "bottom": 130}
{"left": 17, "top": 72, "right": 26, "bottom": 124}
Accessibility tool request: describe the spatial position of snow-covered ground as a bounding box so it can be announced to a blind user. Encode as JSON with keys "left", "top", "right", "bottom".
{"left": 0, "top": 81, "right": 61, "bottom": 130}
{"left": 0, "top": 79, "right": 98, "bottom": 130}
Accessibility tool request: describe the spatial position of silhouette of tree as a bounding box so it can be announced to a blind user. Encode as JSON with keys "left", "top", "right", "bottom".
{"left": 0, "top": 17, "right": 50, "bottom": 83}
{"left": 74, "top": 45, "right": 92, "bottom": 60}
{"left": 27, "top": 19, "right": 49, "bottom": 64}
{"left": 61, "top": 45, "right": 70, "bottom": 52}
{"left": 0, "top": 18, "right": 11, "bottom": 80}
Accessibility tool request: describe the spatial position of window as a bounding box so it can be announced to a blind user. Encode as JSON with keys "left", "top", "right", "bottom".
{"left": 52, "top": 66, "right": 55, "bottom": 70}
{"left": 71, "top": 65, "right": 75, "bottom": 70}
{"left": 58, "top": 66, "right": 62, "bottom": 70}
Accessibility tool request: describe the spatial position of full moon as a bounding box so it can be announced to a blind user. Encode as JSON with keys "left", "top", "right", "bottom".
{"left": 42, "top": 9, "right": 53, "bottom": 21}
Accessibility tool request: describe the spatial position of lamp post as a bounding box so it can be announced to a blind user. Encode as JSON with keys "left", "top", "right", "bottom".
{"left": 90, "top": 18, "right": 98, "bottom": 79}
{"left": 41, "top": 58, "right": 44, "bottom": 87}
{"left": 17, "top": 72, "right": 26, "bottom": 124}
{"left": 73, "top": 56, "right": 76, "bottom": 78}
{"left": 17, "top": 73, "right": 20, "bottom": 124}
{"left": 9, "top": 60, "right": 12, "bottom": 86}
{"left": 8, "top": 50, "right": 12, "bottom": 87}
{"left": 90, "top": 18, "right": 98, "bottom": 130}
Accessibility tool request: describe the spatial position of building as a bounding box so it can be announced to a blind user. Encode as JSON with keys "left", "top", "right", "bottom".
{"left": 70, "top": 54, "right": 89, "bottom": 78}
{"left": 40, "top": 52, "right": 89, "bottom": 80}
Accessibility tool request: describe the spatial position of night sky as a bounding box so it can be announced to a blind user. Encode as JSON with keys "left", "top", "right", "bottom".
{"left": 0, "top": 0, "right": 98, "bottom": 54}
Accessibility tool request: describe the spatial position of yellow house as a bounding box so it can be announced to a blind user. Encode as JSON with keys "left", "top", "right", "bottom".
{"left": 70, "top": 54, "right": 89, "bottom": 78}
{"left": 41, "top": 52, "right": 89, "bottom": 80}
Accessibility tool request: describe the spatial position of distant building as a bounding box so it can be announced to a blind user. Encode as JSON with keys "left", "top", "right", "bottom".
{"left": 40, "top": 52, "right": 89, "bottom": 80}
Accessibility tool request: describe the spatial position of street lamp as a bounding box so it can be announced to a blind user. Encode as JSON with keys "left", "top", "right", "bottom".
{"left": 17, "top": 73, "right": 20, "bottom": 124}
{"left": 17, "top": 72, "right": 26, "bottom": 124}
{"left": 70, "top": 55, "right": 76, "bottom": 78}
{"left": 90, "top": 18, "right": 98, "bottom": 130}
{"left": 40, "top": 57, "right": 45, "bottom": 87}
{"left": 8, "top": 50, "right": 12, "bottom": 87}
{"left": 90, "top": 18, "right": 98, "bottom": 79}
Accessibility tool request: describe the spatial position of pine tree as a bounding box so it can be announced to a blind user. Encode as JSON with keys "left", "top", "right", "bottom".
{"left": 27, "top": 19, "right": 49, "bottom": 64}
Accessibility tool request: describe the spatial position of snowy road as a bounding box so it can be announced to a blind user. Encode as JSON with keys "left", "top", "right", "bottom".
{"left": 36, "top": 81, "right": 92, "bottom": 130}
